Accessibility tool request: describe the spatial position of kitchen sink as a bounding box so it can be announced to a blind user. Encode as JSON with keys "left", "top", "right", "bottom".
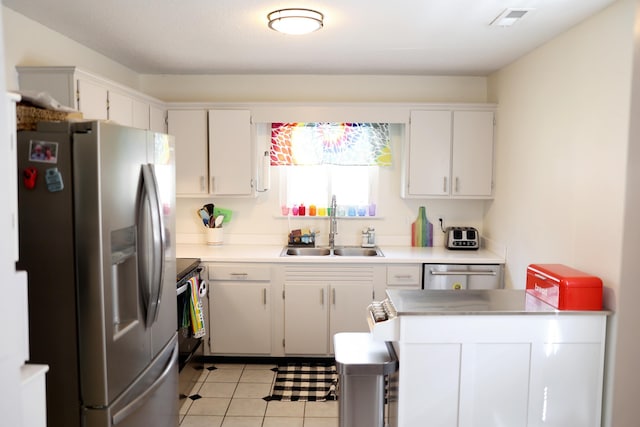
{"left": 283, "top": 247, "right": 331, "bottom": 256}
{"left": 333, "top": 247, "right": 382, "bottom": 256}
{"left": 280, "top": 246, "right": 383, "bottom": 257}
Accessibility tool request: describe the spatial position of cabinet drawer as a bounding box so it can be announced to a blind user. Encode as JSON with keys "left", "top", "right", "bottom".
{"left": 208, "top": 264, "right": 270, "bottom": 281}
{"left": 387, "top": 265, "right": 421, "bottom": 286}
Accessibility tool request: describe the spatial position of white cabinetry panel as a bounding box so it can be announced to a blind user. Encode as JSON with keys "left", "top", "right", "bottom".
{"left": 168, "top": 109, "right": 209, "bottom": 195}
{"left": 407, "top": 110, "right": 451, "bottom": 196}
{"left": 107, "top": 90, "right": 133, "bottom": 126}
{"left": 284, "top": 282, "right": 328, "bottom": 355}
{"left": 404, "top": 109, "right": 494, "bottom": 199}
{"left": 76, "top": 77, "right": 108, "bottom": 120}
{"left": 210, "top": 282, "right": 271, "bottom": 354}
{"left": 208, "top": 109, "right": 253, "bottom": 196}
{"left": 207, "top": 263, "right": 272, "bottom": 355}
{"left": 451, "top": 111, "right": 494, "bottom": 197}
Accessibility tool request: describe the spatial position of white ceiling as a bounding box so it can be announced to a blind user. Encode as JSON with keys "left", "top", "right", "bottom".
{"left": 3, "top": 0, "right": 615, "bottom": 76}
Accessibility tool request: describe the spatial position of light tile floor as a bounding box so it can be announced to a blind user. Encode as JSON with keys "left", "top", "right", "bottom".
{"left": 179, "top": 363, "right": 339, "bottom": 427}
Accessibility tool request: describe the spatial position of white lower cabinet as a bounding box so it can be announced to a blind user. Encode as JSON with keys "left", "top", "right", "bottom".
{"left": 392, "top": 314, "right": 608, "bottom": 427}
{"left": 284, "top": 280, "right": 374, "bottom": 355}
{"left": 207, "top": 264, "right": 271, "bottom": 355}
{"left": 386, "top": 265, "right": 421, "bottom": 290}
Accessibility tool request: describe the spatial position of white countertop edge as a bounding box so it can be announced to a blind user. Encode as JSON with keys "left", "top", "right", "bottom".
{"left": 176, "top": 243, "right": 506, "bottom": 264}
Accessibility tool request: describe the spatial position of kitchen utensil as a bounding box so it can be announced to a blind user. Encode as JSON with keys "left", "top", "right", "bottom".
{"left": 204, "top": 203, "right": 214, "bottom": 216}
{"left": 213, "top": 207, "right": 232, "bottom": 223}
{"left": 214, "top": 215, "right": 224, "bottom": 228}
{"left": 197, "top": 208, "right": 209, "bottom": 226}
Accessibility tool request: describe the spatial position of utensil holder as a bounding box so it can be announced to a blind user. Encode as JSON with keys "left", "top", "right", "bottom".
{"left": 206, "top": 228, "right": 224, "bottom": 245}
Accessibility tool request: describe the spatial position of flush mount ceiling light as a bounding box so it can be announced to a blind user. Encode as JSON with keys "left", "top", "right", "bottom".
{"left": 268, "top": 8, "right": 324, "bottom": 35}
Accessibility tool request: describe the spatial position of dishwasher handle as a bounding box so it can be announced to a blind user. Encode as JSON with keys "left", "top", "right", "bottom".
{"left": 428, "top": 269, "right": 497, "bottom": 276}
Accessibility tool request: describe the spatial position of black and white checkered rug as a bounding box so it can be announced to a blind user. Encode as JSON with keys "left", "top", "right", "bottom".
{"left": 264, "top": 362, "right": 338, "bottom": 402}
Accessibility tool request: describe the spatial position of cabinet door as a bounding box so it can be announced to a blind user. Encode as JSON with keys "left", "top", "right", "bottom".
{"left": 107, "top": 90, "right": 134, "bottom": 126}
{"left": 451, "top": 111, "right": 494, "bottom": 197}
{"left": 208, "top": 110, "right": 253, "bottom": 196}
{"left": 210, "top": 282, "right": 271, "bottom": 354}
{"left": 149, "top": 105, "right": 166, "bottom": 133}
{"left": 284, "top": 283, "right": 328, "bottom": 355}
{"left": 132, "top": 99, "right": 150, "bottom": 130}
{"left": 77, "top": 78, "right": 108, "bottom": 120}
{"left": 407, "top": 110, "right": 452, "bottom": 197}
{"left": 329, "top": 283, "right": 373, "bottom": 353}
{"left": 168, "top": 110, "right": 209, "bottom": 195}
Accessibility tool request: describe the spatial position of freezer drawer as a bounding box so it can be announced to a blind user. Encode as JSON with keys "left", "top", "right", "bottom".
{"left": 82, "top": 335, "right": 179, "bottom": 427}
{"left": 423, "top": 264, "right": 504, "bottom": 290}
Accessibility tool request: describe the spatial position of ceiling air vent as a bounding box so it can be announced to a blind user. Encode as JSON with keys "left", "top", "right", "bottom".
{"left": 489, "top": 8, "right": 533, "bottom": 27}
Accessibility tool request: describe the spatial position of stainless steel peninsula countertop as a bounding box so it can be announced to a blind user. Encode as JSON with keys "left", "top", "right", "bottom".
{"left": 385, "top": 289, "right": 610, "bottom": 315}
{"left": 176, "top": 244, "right": 505, "bottom": 264}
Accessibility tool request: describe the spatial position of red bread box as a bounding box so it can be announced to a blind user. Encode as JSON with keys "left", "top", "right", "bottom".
{"left": 526, "top": 264, "right": 603, "bottom": 310}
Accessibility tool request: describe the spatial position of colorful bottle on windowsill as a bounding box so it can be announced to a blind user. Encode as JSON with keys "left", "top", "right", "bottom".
{"left": 298, "top": 203, "right": 306, "bottom": 216}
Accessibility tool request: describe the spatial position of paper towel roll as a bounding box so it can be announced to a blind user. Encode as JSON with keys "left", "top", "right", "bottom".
{"left": 257, "top": 150, "right": 270, "bottom": 192}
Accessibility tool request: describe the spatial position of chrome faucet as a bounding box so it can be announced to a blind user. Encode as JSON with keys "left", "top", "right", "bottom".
{"left": 329, "top": 195, "right": 338, "bottom": 249}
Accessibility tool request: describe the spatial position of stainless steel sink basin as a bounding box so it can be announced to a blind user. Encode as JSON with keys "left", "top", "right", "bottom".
{"left": 280, "top": 246, "right": 383, "bottom": 257}
{"left": 282, "top": 247, "right": 331, "bottom": 256}
{"left": 333, "top": 247, "right": 383, "bottom": 256}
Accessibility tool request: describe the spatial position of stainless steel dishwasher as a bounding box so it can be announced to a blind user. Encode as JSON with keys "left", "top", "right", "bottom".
{"left": 423, "top": 264, "right": 504, "bottom": 290}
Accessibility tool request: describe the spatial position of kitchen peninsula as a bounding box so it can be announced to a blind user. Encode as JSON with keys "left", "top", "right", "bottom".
{"left": 371, "top": 289, "right": 609, "bottom": 427}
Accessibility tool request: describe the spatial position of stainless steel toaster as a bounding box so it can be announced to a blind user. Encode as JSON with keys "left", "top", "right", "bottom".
{"left": 445, "top": 227, "right": 479, "bottom": 250}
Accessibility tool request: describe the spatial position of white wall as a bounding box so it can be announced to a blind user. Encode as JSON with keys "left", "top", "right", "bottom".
{"left": 486, "top": 0, "right": 633, "bottom": 291}
{"left": 2, "top": 7, "right": 140, "bottom": 91}
{"left": 486, "top": 0, "right": 637, "bottom": 425}
{"left": 0, "top": 4, "right": 25, "bottom": 424}
{"left": 140, "top": 74, "right": 488, "bottom": 103}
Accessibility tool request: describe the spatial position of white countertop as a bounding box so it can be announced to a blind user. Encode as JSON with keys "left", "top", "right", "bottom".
{"left": 176, "top": 243, "right": 505, "bottom": 264}
{"left": 385, "top": 289, "right": 612, "bottom": 315}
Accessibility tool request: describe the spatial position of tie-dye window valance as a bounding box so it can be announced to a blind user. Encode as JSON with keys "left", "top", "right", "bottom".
{"left": 270, "top": 122, "right": 392, "bottom": 166}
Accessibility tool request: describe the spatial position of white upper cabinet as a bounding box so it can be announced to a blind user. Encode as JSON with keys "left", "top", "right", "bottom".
{"left": 208, "top": 109, "right": 254, "bottom": 196}
{"left": 404, "top": 109, "right": 495, "bottom": 199}
{"left": 149, "top": 105, "right": 167, "bottom": 133}
{"left": 16, "top": 66, "right": 163, "bottom": 131}
{"left": 168, "top": 109, "right": 209, "bottom": 196}
{"left": 451, "top": 111, "right": 495, "bottom": 197}
{"left": 106, "top": 89, "right": 133, "bottom": 126}
{"left": 76, "top": 77, "right": 108, "bottom": 120}
{"left": 168, "top": 109, "right": 255, "bottom": 197}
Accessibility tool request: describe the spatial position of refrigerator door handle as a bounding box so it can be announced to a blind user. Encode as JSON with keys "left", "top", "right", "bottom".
{"left": 139, "top": 164, "right": 166, "bottom": 326}
{"left": 111, "top": 343, "right": 177, "bottom": 425}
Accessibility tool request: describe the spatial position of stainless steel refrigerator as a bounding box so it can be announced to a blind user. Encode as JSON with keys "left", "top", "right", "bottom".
{"left": 16, "top": 120, "right": 178, "bottom": 427}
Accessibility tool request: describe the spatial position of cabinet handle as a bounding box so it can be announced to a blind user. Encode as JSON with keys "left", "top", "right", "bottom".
{"left": 394, "top": 274, "right": 413, "bottom": 279}
{"left": 443, "top": 177, "right": 447, "bottom": 193}
{"left": 320, "top": 288, "right": 325, "bottom": 305}
{"left": 332, "top": 288, "right": 336, "bottom": 306}
{"left": 230, "top": 273, "right": 249, "bottom": 280}
{"left": 455, "top": 177, "right": 460, "bottom": 193}
{"left": 262, "top": 288, "right": 267, "bottom": 305}
{"left": 200, "top": 176, "right": 205, "bottom": 192}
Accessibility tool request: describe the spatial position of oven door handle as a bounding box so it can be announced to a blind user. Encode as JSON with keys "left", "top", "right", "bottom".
{"left": 177, "top": 283, "right": 189, "bottom": 296}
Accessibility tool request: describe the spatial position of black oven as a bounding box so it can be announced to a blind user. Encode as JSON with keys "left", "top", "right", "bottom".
{"left": 176, "top": 258, "right": 208, "bottom": 399}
